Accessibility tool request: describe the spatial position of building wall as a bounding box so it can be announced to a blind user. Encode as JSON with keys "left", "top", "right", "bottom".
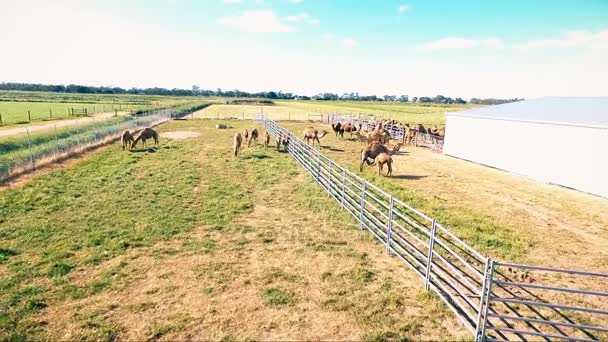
{"left": 443, "top": 114, "right": 608, "bottom": 198}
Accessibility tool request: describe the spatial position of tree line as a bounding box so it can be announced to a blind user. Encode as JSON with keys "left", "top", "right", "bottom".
{"left": 0, "top": 82, "right": 522, "bottom": 105}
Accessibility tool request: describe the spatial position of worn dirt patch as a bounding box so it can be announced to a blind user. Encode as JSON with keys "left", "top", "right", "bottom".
{"left": 161, "top": 131, "right": 201, "bottom": 140}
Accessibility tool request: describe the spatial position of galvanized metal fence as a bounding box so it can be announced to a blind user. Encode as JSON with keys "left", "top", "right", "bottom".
{"left": 329, "top": 114, "right": 445, "bottom": 151}
{"left": 259, "top": 115, "right": 608, "bottom": 341}
{"left": 0, "top": 109, "right": 173, "bottom": 182}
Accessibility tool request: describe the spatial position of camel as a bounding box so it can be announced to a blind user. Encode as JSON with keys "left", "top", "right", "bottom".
{"left": 263, "top": 131, "right": 270, "bottom": 149}
{"left": 360, "top": 141, "right": 401, "bottom": 172}
{"left": 404, "top": 127, "right": 416, "bottom": 145}
{"left": 331, "top": 122, "right": 342, "bottom": 137}
{"left": 276, "top": 133, "right": 289, "bottom": 152}
{"left": 121, "top": 130, "right": 134, "bottom": 150}
{"left": 248, "top": 128, "right": 259, "bottom": 147}
{"left": 244, "top": 129, "right": 249, "bottom": 143}
{"left": 354, "top": 131, "right": 369, "bottom": 144}
{"left": 302, "top": 127, "right": 328, "bottom": 147}
{"left": 363, "top": 129, "right": 390, "bottom": 144}
{"left": 131, "top": 127, "right": 158, "bottom": 149}
{"left": 416, "top": 124, "right": 427, "bottom": 135}
{"left": 233, "top": 132, "right": 243, "bottom": 156}
{"left": 376, "top": 153, "right": 393, "bottom": 177}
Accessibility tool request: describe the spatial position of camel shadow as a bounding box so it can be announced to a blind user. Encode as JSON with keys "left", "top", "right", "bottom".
{"left": 328, "top": 148, "right": 345, "bottom": 152}
{"left": 130, "top": 148, "right": 157, "bottom": 153}
{"left": 391, "top": 175, "right": 427, "bottom": 180}
{"left": 247, "top": 154, "right": 272, "bottom": 160}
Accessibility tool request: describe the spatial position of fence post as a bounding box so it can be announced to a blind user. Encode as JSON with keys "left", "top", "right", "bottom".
{"left": 474, "top": 258, "right": 491, "bottom": 341}
{"left": 0, "top": 112, "right": 3, "bottom": 125}
{"left": 386, "top": 196, "right": 394, "bottom": 255}
{"left": 50, "top": 108, "right": 52, "bottom": 119}
{"left": 26, "top": 129, "right": 34, "bottom": 170}
{"left": 424, "top": 219, "right": 437, "bottom": 290}
{"left": 28, "top": 110, "right": 31, "bottom": 122}
{"left": 340, "top": 168, "right": 346, "bottom": 209}
{"left": 54, "top": 125, "right": 59, "bottom": 156}
{"left": 477, "top": 261, "right": 496, "bottom": 342}
{"left": 359, "top": 181, "right": 366, "bottom": 230}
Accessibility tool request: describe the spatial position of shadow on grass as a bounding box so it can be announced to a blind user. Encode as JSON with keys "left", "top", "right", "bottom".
{"left": 328, "top": 148, "right": 345, "bottom": 152}
{"left": 391, "top": 174, "right": 427, "bottom": 180}
{"left": 130, "top": 148, "right": 157, "bottom": 153}
{"left": 247, "top": 154, "right": 272, "bottom": 160}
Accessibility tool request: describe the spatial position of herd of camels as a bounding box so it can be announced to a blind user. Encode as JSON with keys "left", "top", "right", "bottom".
{"left": 119, "top": 119, "right": 442, "bottom": 178}
{"left": 230, "top": 118, "right": 440, "bottom": 178}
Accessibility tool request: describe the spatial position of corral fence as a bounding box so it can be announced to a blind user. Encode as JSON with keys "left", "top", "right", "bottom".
{"left": 329, "top": 113, "right": 445, "bottom": 152}
{"left": 0, "top": 108, "right": 176, "bottom": 182}
{"left": 259, "top": 115, "right": 608, "bottom": 341}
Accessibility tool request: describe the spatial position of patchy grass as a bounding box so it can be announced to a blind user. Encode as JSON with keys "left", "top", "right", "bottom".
{"left": 0, "top": 119, "right": 468, "bottom": 340}
{"left": 261, "top": 287, "right": 296, "bottom": 306}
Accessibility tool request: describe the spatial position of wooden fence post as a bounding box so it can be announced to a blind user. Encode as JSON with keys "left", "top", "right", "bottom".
{"left": 386, "top": 196, "right": 394, "bottom": 255}
{"left": 0, "top": 112, "right": 3, "bottom": 125}
{"left": 424, "top": 219, "right": 437, "bottom": 290}
{"left": 28, "top": 110, "right": 31, "bottom": 122}
{"left": 54, "top": 125, "right": 59, "bottom": 155}
{"left": 50, "top": 108, "right": 52, "bottom": 119}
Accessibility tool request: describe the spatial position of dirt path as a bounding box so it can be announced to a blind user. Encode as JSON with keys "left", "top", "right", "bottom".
{"left": 0, "top": 111, "right": 129, "bottom": 138}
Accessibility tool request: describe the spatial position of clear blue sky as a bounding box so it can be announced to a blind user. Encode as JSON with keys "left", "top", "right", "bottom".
{"left": 1, "top": 0, "right": 607, "bottom": 98}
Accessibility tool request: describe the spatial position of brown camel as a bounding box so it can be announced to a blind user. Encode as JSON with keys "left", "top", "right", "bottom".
{"left": 233, "top": 132, "right": 243, "bottom": 156}
{"left": 360, "top": 141, "right": 401, "bottom": 172}
{"left": 121, "top": 130, "right": 134, "bottom": 150}
{"left": 276, "top": 133, "right": 289, "bottom": 152}
{"left": 302, "top": 127, "right": 328, "bottom": 147}
{"left": 363, "top": 129, "right": 390, "bottom": 144}
{"left": 244, "top": 129, "right": 249, "bottom": 142}
{"left": 331, "top": 122, "right": 342, "bottom": 137}
{"left": 131, "top": 127, "right": 158, "bottom": 149}
{"left": 248, "top": 128, "right": 259, "bottom": 147}
{"left": 263, "top": 131, "right": 270, "bottom": 149}
{"left": 376, "top": 153, "right": 393, "bottom": 177}
{"left": 404, "top": 127, "right": 416, "bottom": 145}
{"left": 416, "top": 124, "right": 427, "bottom": 135}
{"left": 354, "top": 131, "right": 369, "bottom": 144}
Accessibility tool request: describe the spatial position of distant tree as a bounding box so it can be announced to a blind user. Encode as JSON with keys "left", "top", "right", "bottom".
{"left": 411, "top": 96, "right": 418, "bottom": 102}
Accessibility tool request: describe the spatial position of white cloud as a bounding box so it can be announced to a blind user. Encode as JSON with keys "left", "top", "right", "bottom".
{"left": 342, "top": 38, "right": 358, "bottom": 48}
{"left": 285, "top": 12, "right": 309, "bottom": 22}
{"left": 309, "top": 18, "right": 320, "bottom": 25}
{"left": 223, "top": 0, "right": 241, "bottom": 3}
{"left": 398, "top": 4, "right": 409, "bottom": 13}
{"left": 289, "top": 0, "right": 304, "bottom": 3}
{"left": 515, "top": 29, "right": 608, "bottom": 50}
{"left": 419, "top": 37, "right": 503, "bottom": 51}
{"left": 220, "top": 10, "right": 294, "bottom": 33}
{"left": 322, "top": 33, "right": 335, "bottom": 40}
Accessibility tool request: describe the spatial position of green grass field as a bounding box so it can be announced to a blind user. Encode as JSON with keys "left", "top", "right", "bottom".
{"left": 194, "top": 100, "right": 474, "bottom": 125}
{"left": 0, "top": 120, "right": 466, "bottom": 341}
{"left": 0, "top": 91, "right": 201, "bottom": 126}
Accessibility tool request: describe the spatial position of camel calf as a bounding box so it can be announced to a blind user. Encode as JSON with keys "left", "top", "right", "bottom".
{"left": 376, "top": 153, "right": 393, "bottom": 177}
{"left": 276, "top": 133, "right": 289, "bottom": 152}
{"left": 233, "top": 132, "right": 243, "bottom": 156}
{"left": 263, "top": 131, "right": 270, "bottom": 149}
{"left": 121, "top": 130, "right": 134, "bottom": 150}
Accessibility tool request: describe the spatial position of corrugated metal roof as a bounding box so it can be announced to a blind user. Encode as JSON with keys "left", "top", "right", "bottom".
{"left": 446, "top": 97, "right": 608, "bottom": 129}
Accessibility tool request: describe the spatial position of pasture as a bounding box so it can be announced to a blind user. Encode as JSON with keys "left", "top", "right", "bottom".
{"left": 194, "top": 100, "right": 472, "bottom": 125}
{"left": 279, "top": 121, "right": 608, "bottom": 272}
{"left": 0, "top": 91, "right": 201, "bottom": 126}
{"left": 0, "top": 120, "right": 468, "bottom": 341}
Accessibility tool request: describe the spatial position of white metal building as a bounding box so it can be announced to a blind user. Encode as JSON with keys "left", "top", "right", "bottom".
{"left": 443, "top": 97, "right": 608, "bottom": 198}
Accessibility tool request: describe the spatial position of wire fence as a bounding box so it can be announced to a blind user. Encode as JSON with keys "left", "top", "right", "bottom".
{"left": 0, "top": 109, "right": 174, "bottom": 182}
{"left": 259, "top": 115, "right": 608, "bottom": 341}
